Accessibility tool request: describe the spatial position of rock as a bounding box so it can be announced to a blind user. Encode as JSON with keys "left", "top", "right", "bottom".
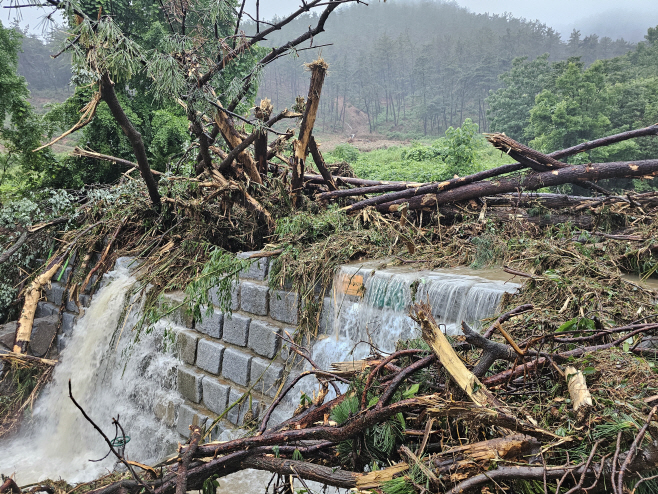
{"left": 29, "top": 315, "right": 60, "bottom": 357}
{"left": 0, "top": 321, "right": 17, "bottom": 350}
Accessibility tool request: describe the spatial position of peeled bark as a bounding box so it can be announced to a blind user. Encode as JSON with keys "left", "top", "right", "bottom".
{"left": 13, "top": 260, "right": 63, "bottom": 354}
{"left": 565, "top": 366, "right": 593, "bottom": 420}
{"left": 292, "top": 59, "right": 328, "bottom": 206}
{"left": 213, "top": 102, "right": 262, "bottom": 184}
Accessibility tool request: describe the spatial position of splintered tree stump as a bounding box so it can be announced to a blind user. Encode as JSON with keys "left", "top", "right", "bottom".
{"left": 292, "top": 59, "right": 328, "bottom": 207}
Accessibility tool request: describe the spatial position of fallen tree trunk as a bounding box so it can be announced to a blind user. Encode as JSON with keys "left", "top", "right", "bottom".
{"left": 379, "top": 159, "right": 658, "bottom": 212}
{"left": 339, "top": 125, "right": 658, "bottom": 212}
{"left": 13, "top": 260, "right": 63, "bottom": 354}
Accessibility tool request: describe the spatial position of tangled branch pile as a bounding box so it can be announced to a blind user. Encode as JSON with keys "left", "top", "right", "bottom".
{"left": 14, "top": 302, "right": 654, "bottom": 494}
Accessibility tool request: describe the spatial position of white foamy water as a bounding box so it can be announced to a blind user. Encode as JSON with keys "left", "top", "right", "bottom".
{"left": 310, "top": 264, "right": 519, "bottom": 374}
{"left": 0, "top": 263, "right": 182, "bottom": 484}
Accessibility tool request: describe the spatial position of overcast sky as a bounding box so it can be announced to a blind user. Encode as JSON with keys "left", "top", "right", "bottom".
{"left": 7, "top": 0, "right": 658, "bottom": 41}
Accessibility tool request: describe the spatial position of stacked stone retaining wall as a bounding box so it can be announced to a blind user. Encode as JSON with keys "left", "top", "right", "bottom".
{"left": 164, "top": 252, "right": 300, "bottom": 440}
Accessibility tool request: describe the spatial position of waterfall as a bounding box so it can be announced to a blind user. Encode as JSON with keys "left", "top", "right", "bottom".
{"left": 0, "top": 261, "right": 182, "bottom": 484}
{"left": 311, "top": 263, "right": 519, "bottom": 372}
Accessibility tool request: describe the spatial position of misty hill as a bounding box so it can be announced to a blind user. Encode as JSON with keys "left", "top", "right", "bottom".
{"left": 249, "top": 0, "right": 637, "bottom": 137}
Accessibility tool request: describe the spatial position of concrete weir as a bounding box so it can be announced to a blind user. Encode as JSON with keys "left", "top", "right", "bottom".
{"left": 165, "top": 254, "right": 520, "bottom": 441}
{"left": 0, "top": 254, "right": 519, "bottom": 484}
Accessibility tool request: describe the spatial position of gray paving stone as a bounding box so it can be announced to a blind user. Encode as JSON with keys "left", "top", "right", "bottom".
{"left": 176, "top": 330, "right": 199, "bottom": 365}
{"left": 222, "top": 347, "right": 252, "bottom": 386}
{"left": 226, "top": 389, "right": 260, "bottom": 426}
{"left": 61, "top": 312, "right": 77, "bottom": 335}
{"left": 196, "top": 339, "right": 225, "bottom": 375}
{"left": 177, "top": 366, "right": 204, "bottom": 403}
{"left": 223, "top": 313, "right": 251, "bottom": 347}
{"left": 43, "top": 282, "right": 64, "bottom": 306}
{"left": 202, "top": 378, "right": 230, "bottom": 415}
{"left": 176, "top": 403, "right": 209, "bottom": 438}
{"left": 79, "top": 294, "right": 91, "bottom": 307}
{"left": 250, "top": 357, "right": 284, "bottom": 398}
{"left": 240, "top": 282, "right": 269, "bottom": 316}
{"left": 209, "top": 280, "right": 240, "bottom": 311}
{"left": 237, "top": 252, "right": 269, "bottom": 281}
{"left": 269, "top": 289, "right": 298, "bottom": 325}
{"left": 35, "top": 301, "right": 57, "bottom": 318}
{"left": 55, "top": 266, "right": 72, "bottom": 284}
{"left": 82, "top": 275, "right": 98, "bottom": 294}
{"left": 30, "top": 315, "right": 59, "bottom": 356}
{"left": 154, "top": 399, "right": 178, "bottom": 427}
{"left": 318, "top": 296, "right": 333, "bottom": 335}
{"left": 65, "top": 298, "right": 80, "bottom": 314}
{"left": 248, "top": 319, "right": 281, "bottom": 359}
{"left": 196, "top": 306, "right": 223, "bottom": 339}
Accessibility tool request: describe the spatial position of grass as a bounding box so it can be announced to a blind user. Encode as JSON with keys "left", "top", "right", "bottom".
{"left": 323, "top": 136, "right": 516, "bottom": 183}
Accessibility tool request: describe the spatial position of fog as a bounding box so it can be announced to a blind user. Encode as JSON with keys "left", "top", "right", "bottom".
{"left": 7, "top": 0, "right": 658, "bottom": 42}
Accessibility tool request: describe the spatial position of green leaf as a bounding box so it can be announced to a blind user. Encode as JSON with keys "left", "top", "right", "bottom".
{"left": 402, "top": 383, "right": 420, "bottom": 399}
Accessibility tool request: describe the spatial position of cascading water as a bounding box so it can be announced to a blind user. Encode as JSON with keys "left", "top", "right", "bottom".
{"left": 311, "top": 263, "right": 520, "bottom": 373}
{"left": 0, "top": 260, "right": 182, "bottom": 484}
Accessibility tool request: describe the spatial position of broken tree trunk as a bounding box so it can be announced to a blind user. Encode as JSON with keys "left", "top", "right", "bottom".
{"left": 565, "top": 366, "right": 593, "bottom": 421}
{"left": 413, "top": 303, "right": 500, "bottom": 408}
{"left": 254, "top": 99, "right": 273, "bottom": 176}
{"left": 380, "top": 158, "right": 658, "bottom": 212}
{"left": 292, "top": 59, "right": 328, "bottom": 206}
{"left": 13, "top": 259, "right": 63, "bottom": 354}
{"left": 213, "top": 102, "right": 262, "bottom": 185}
{"left": 432, "top": 434, "right": 540, "bottom": 481}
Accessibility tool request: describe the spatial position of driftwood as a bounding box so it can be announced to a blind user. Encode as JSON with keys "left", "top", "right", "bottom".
{"left": 565, "top": 366, "right": 593, "bottom": 420}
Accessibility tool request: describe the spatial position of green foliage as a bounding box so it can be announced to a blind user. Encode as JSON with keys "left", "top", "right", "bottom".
{"left": 0, "top": 191, "right": 75, "bottom": 321}
{"left": 201, "top": 474, "right": 220, "bottom": 494}
{"left": 489, "top": 24, "right": 658, "bottom": 170}
{"left": 443, "top": 118, "right": 479, "bottom": 177}
{"left": 330, "top": 143, "right": 360, "bottom": 164}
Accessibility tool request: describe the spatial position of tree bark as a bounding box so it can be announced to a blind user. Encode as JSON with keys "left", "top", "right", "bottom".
{"left": 99, "top": 74, "right": 161, "bottom": 210}
{"left": 380, "top": 159, "right": 658, "bottom": 212}
{"left": 292, "top": 59, "right": 328, "bottom": 206}
{"left": 308, "top": 136, "right": 337, "bottom": 191}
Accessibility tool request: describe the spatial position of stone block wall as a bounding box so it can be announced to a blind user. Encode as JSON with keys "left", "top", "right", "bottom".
{"left": 167, "top": 251, "right": 300, "bottom": 439}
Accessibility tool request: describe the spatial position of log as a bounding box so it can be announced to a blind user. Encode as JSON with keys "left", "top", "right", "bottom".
{"left": 13, "top": 259, "right": 63, "bottom": 354}
{"left": 241, "top": 456, "right": 360, "bottom": 489}
{"left": 308, "top": 135, "right": 337, "bottom": 191}
{"left": 565, "top": 366, "right": 593, "bottom": 420}
{"left": 413, "top": 304, "right": 500, "bottom": 408}
{"left": 486, "top": 133, "right": 612, "bottom": 195}
{"left": 380, "top": 159, "right": 658, "bottom": 212}
{"left": 292, "top": 59, "right": 328, "bottom": 206}
{"left": 342, "top": 124, "right": 658, "bottom": 212}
